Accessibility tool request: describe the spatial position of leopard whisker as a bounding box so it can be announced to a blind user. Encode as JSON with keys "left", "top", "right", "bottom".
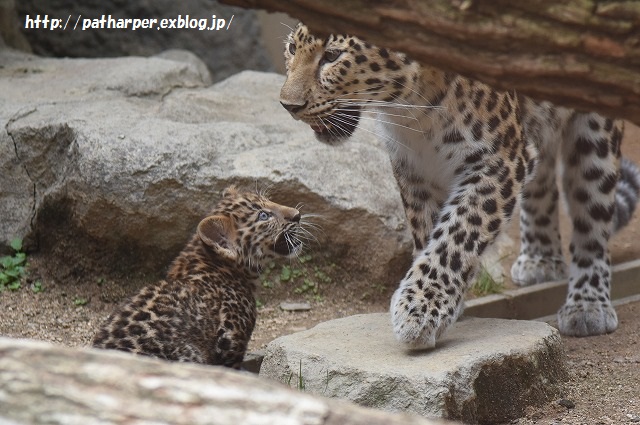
{"left": 325, "top": 119, "right": 346, "bottom": 141}
{"left": 299, "top": 219, "right": 324, "bottom": 236}
{"left": 378, "top": 79, "right": 450, "bottom": 124}
{"left": 334, "top": 106, "right": 420, "bottom": 121}
{"left": 342, "top": 75, "right": 438, "bottom": 116}
{"left": 257, "top": 182, "right": 276, "bottom": 199}
{"left": 298, "top": 227, "right": 323, "bottom": 241}
{"left": 334, "top": 87, "right": 392, "bottom": 97}
{"left": 333, "top": 98, "right": 442, "bottom": 140}
{"left": 294, "top": 231, "right": 319, "bottom": 246}
{"left": 280, "top": 21, "right": 295, "bottom": 33}
{"left": 317, "top": 115, "right": 334, "bottom": 135}
{"left": 284, "top": 232, "right": 304, "bottom": 259}
{"left": 329, "top": 113, "right": 415, "bottom": 152}
{"left": 389, "top": 77, "right": 437, "bottom": 109}
{"left": 297, "top": 221, "right": 322, "bottom": 239}
{"left": 332, "top": 98, "right": 443, "bottom": 110}
{"left": 300, "top": 212, "right": 324, "bottom": 220}
{"left": 333, "top": 108, "right": 427, "bottom": 134}
{"left": 343, "top": 89, "right": 440, "bottom": 146}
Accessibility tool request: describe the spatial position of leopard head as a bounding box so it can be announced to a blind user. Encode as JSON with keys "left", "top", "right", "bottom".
{"left": 197, "top": 186, "right": 306, "bottom": 271}
{"left": 280, "top": 23, "right": 418, "bottom": 145}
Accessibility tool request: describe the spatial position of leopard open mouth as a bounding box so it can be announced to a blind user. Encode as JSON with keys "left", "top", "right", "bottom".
{"left": 309, "top": 106, "right": 361, "bottom": 145}
{"left": 273, "top": 232, "right": 302, "bottom": 256}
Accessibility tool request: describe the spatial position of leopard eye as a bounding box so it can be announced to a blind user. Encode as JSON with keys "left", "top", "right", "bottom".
{"left": 288, "top": 43, "right": 296, "bottom": 55}
{"left": 257, "top": 211, "right": 270, "bottom": 221}
{"left": 322, "top": 49, "right": 342, "bottom": 63}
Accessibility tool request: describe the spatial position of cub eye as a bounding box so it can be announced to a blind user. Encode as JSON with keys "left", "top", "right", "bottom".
{"left": 323, "top": 50, "right": 342, "bottom": 63}
{"left": 288, "top": 43, "right": 296, "bottom": 55}
{"left": 257, "top": 211, "right": 270, "bottom": 221}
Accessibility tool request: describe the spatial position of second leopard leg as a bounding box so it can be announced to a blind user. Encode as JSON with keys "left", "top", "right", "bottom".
{"left": 392, "top": 149, "right": 529, "bottom": 348}
{"left": 511, "top": 113, "right": 567, "bottom": 286}
{"left": 557, "top": 114, "right": 623, "bottom": 336}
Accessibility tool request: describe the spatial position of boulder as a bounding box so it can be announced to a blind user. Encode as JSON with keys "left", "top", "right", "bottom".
{"left": 259, "top": 314, "right": 568, "bottom": 424}
{"left": 0, "top": 337, "right": 452, "bottom": 425}
{"left": 0, "top": 47, "right": 410, "bottom": 283}
{"left": 0, "top": 124, "right": 33, "bottom": 248}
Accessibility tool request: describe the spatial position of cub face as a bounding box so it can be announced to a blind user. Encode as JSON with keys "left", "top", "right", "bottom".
{"left": 198, "top": 187, "right": 303, "bottom": 268}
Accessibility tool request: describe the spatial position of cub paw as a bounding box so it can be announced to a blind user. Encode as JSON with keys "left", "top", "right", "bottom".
{"left": 510, "top": 254, "right": 567, "bottom": 286}
{"left": 557, "top": 301, "right": 618, "bottom": 336}
{"left": 390, "top": 277, "right": 462, "bottom": 349}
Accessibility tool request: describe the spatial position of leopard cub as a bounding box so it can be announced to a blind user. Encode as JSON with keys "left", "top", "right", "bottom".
{"left": 92, "top": 186, "right": 307, "bottom": 368}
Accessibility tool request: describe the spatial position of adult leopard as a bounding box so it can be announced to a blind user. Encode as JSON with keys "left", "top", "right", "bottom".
{"left": 279, "top": 23, "right": 640, "bottom": 348}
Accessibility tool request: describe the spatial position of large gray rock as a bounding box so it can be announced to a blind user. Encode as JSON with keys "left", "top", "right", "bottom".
{"left": 259, "top": 314, "right": 568, "bottom": 424}
{"left": 0, "top": 47, "right": 410, "bottom": 282}
{"left": 16, "top": 0, "right": 273, "bottom": 82}
{"left": 0, "top": 337, "right": 451, "bottom": 425}
{"left": 0, "top": 123, "right": 33, "bottom": 246}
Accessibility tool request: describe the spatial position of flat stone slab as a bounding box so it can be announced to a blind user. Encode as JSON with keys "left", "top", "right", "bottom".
{"left": 260, "top": 314, "right": 567, "bottom": 424}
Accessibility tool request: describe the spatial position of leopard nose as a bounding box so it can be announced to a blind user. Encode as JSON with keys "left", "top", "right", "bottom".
{"left": 292, "top": 212, "right": 301, "bottom": 223}
{"left": 280, "top": 101, "right": 308, "bottom": 114}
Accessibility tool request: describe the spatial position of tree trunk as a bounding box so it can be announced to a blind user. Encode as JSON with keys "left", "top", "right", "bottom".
{"left": 0, "top": 337, "right": 449, "bottom": 425}
{"left": 222, "top": 0, "right": 640, "bottom": 126}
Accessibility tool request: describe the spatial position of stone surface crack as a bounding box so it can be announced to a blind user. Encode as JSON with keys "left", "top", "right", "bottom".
{"left": 6, "top": 106, "right": 39, "bottom": 231}
{"left": 159, "top": 81, "right": 202, "bottom": 102}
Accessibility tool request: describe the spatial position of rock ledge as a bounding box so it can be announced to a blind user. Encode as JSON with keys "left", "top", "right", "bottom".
{"left": 260, "top": 314, "right": 568, "bottom": 424}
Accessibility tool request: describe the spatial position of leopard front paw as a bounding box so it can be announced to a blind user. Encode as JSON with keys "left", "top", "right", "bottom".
{"left": 557, "top": 301, "right": 617, "bottom": 336}
{"left": 390, "top": 276, "right": 462, "bottom": 349}
{"left": 510, "top": 254, "right": 567, "bottom": 286}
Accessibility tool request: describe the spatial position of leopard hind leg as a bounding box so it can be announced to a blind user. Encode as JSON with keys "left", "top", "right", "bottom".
{"left": 557, "top": 114, "right": 639, "bottom": 336}
{"left": 511, "top": 109, "right": 568, "bottom": 286}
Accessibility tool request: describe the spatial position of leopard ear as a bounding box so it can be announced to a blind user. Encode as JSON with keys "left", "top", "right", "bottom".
{"left": 222, "top": 185, "right": 239, "bottom": 198}
{"left": 197, "top": 215, "right": 237, "bottom": 262}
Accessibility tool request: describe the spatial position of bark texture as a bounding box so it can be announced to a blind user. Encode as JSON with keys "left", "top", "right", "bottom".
{"left": 222, "top": 0, "right": 640, "bottom": 125}
{"left": 0, "top": 338, "right": 449, "bottom": 425}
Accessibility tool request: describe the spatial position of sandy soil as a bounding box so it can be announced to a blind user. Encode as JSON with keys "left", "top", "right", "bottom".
{"left": 1, "top": 124, "right": 640, "bottom": 424}
{"left": 516, "top": 300, "right": 640, "bottom": 425}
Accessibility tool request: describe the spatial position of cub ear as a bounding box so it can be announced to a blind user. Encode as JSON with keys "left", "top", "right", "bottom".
{"left": 222, "top": 185, "right": 239, "bottom": 198}
{"left": 197, "top": 215, "right": 237, "bottom": 262}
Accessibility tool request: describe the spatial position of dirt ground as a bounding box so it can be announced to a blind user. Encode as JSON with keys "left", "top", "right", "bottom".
{"left": 1, "top": 124, "right": 640, "bottom": 424}
{"left": 517, "top": 300, "right": 640, "bottom": 425}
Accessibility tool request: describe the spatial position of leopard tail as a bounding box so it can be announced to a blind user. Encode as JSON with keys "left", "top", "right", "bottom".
{"left": 613, "top": 157, "right": 640, "bottom": 232}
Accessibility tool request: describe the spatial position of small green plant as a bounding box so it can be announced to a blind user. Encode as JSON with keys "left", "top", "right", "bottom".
{"left": 298, "top": 254, "right": 313, "bottom": 264}
{"left": 297, "top": 360, "right": 306, "bottom": 391}
{"left": 313, "top": 266, "right": 332, "bottom": 284}
{"left": 294, "top": 278, "right": 318, "bottom": 295}
{"left": 280, "top": 265, "right": 304, "bottom": 282}
{"left": 260, "top": 255, "right": 336, "bottom": 302}
{"left": 286, "top": 359, "right": 306, "bottom": 391}
{"left": 323, "top": 369, "right": 331, "bottom": 395}
{"left": 73, "top": 297, "right": 88, "bottom": 306}
{"left": 260, "top": 262, "right": 278, "bottom": 288}
{"left": 280, "top": 265, "right": 292, "bottom": 281}
{"left": 6, "top": 280, "right": 21, "bottom": 291}
{"left": 31, "top": 280, "right": 44, "bottom": 293}
{"left": 471, "top": 265, "right": 504, "bottom": 297}
{"left": 0, "top": 238, "right": 27, "bottom": 291}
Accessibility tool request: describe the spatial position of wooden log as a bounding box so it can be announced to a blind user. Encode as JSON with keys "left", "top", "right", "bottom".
{"left": 0, "top": 337, "right": 450, "bottom": 425}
